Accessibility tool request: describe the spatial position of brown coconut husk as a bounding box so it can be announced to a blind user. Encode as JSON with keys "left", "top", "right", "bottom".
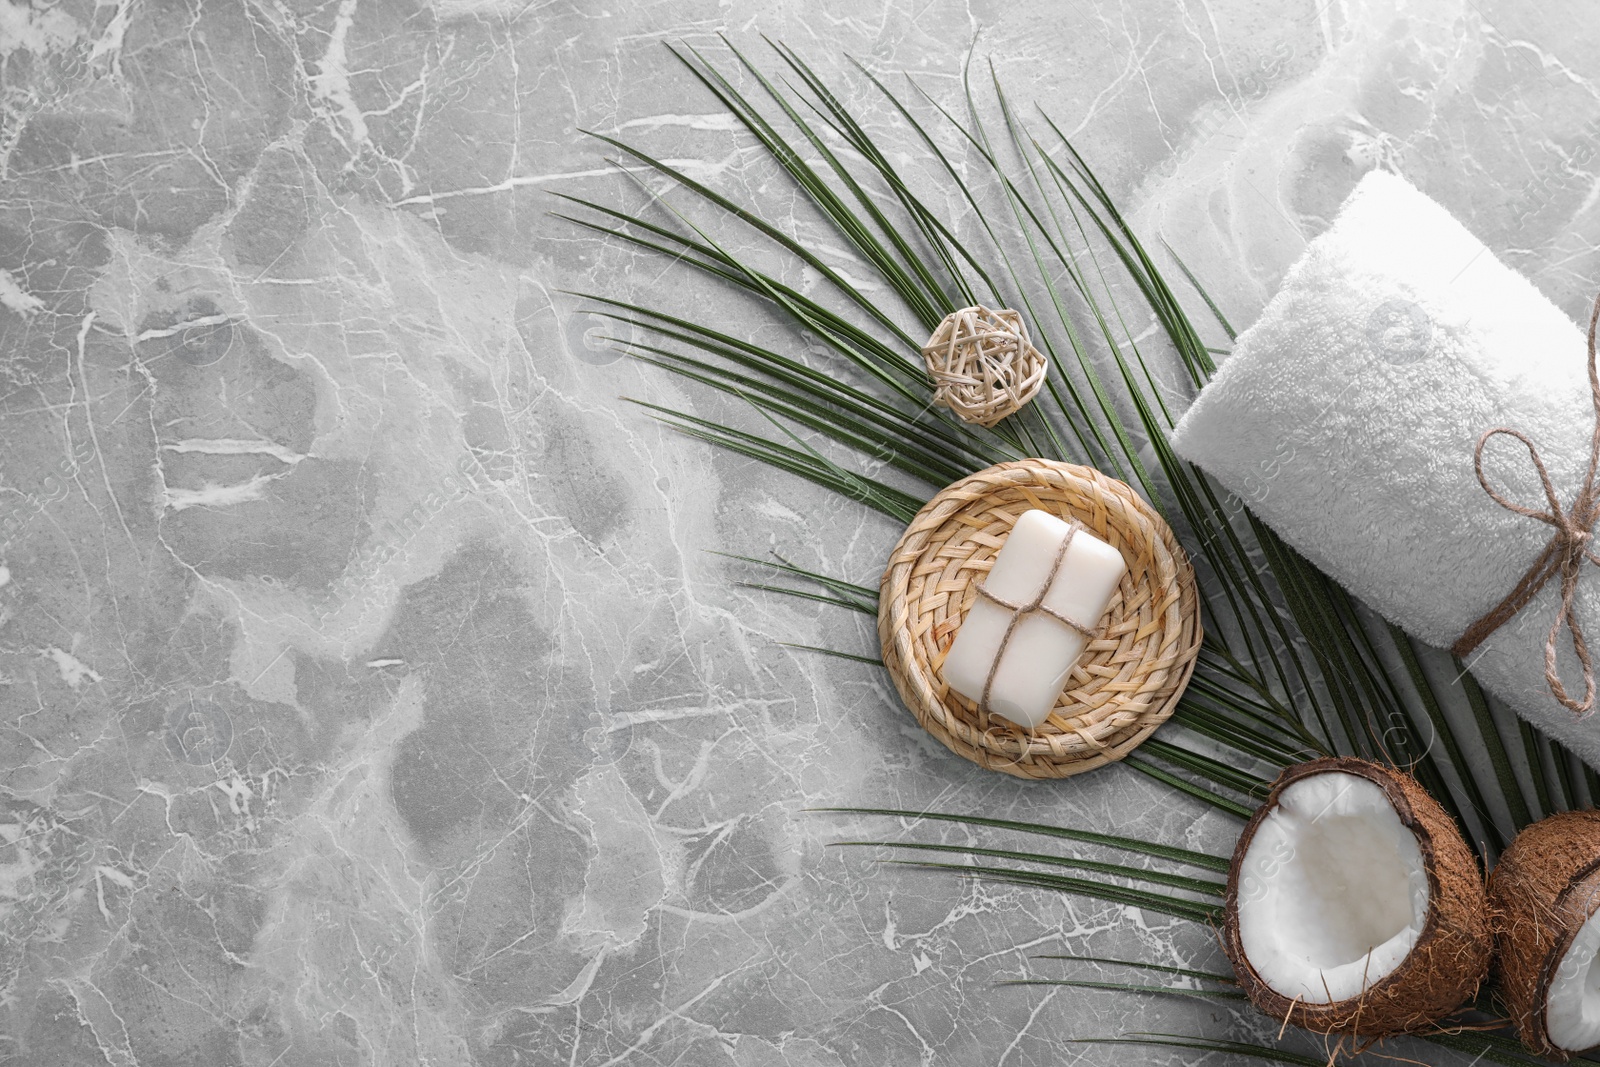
{"left": 1488, "top": 810, "right": 1600, "bottom": 1060}
{"left": 1221, "top": 757, "right": 1492, "bottom": 1037}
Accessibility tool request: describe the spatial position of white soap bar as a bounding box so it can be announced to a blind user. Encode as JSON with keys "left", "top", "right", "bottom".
{"left": 941, "top": 509, "right": 1127, "bottom": 729}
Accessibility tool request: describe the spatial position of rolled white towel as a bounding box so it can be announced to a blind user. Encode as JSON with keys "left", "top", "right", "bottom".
{"left": 1170, "top": 170, "right": 1600, "bottom": 764}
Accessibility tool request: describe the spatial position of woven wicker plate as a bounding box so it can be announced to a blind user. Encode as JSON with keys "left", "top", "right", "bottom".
{"left": 878, "top": 459, "right": 1202, "bottom": 779}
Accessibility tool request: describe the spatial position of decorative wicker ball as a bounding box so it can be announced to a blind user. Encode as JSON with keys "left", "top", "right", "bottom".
{"left": 921, "top": 306, "right": 1048, "bottom": 427}
{"left": 878, "top": 459, "right": 1202, "bottom": 779}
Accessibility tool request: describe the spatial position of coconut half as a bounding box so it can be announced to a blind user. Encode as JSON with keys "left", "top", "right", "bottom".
{"left": 1489, "top": 811, "right": 1600, "bottom": 1059}
{"left": 1221, "top": 757, "right": 1491, "bottom": 1036}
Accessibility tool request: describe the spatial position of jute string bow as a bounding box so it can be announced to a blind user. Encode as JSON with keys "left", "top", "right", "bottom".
{"left": 974, "top": 519, "right": 1106, "bottom": 717}
{"left": 1451, "top": 293, "right": 1600, "bottom": 716}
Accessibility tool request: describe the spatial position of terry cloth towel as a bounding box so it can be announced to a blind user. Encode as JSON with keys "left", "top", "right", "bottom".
{"left": 1170, "top": 169, "right": 1600, "bottom": 766}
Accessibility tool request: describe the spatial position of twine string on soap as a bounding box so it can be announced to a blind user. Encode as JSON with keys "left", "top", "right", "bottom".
{"left": 1452, "top": 293, "right": 1600, "bottom": 716}
{"left": 975, "top": 518, "right": 1106, "bottom": 718}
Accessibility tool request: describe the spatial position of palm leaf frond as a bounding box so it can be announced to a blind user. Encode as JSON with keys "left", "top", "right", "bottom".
{"left": 576, "top": 38, "right": 1594, "bottom": 1066}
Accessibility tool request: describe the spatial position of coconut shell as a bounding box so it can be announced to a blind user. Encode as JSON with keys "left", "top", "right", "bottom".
{"left": 1488, "top": 810, "right": 1600, "bottom": 1060}
{"left": 1221, "top": 757, "right": 1492, "bottom": 1037}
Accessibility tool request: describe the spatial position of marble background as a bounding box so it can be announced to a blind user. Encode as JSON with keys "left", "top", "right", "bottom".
{"left": 2, "top": 0, "right": 1599, "bottom": 1064}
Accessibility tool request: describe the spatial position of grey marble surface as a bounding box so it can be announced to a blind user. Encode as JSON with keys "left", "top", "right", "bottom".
{"left": 2, "top": 1, "right": 1598, "bottom": 1064}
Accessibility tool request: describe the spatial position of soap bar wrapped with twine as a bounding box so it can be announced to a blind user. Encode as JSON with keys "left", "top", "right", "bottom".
{"left": 941, "top": 509, "right": 1126, "bottom": 730}
{"left": 1171, "top": 170, "right": 1600, "bottom": 765}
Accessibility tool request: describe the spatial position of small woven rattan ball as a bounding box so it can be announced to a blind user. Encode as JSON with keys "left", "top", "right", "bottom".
{"left": 878, "top": 459, "right": 1201, "bottom": 780}
{"left": 921, "top": 306, "right": 1047, "bottom": 427}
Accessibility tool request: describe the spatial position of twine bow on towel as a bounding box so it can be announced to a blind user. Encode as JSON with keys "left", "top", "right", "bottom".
{"left": 974, "top": 519, "right": 1105, "bottom": 718}
{"left": 1452, "top": 293, "right": 1600, "bottom": 716}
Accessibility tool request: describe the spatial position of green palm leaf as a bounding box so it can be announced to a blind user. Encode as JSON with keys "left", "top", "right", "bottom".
{"left": 574, "top": 37, "right": 1593, "bottom": 1066}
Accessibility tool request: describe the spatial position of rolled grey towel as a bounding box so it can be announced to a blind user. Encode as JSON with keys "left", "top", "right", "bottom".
{"left": 1171, "top": 170, "right": 1600, "bottom": 765}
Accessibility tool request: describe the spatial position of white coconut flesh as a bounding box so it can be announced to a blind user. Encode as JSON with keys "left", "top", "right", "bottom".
{"left": 1237, "top": 771, "right": 1431, "bottom": 1004}
{"left": 1544, "top": 904, "right": 1600, "bottom": 1051}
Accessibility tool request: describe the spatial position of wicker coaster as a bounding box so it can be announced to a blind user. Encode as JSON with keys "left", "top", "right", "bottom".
{"left": 878, "top": 459, "right": 1201, "bottom": 779}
